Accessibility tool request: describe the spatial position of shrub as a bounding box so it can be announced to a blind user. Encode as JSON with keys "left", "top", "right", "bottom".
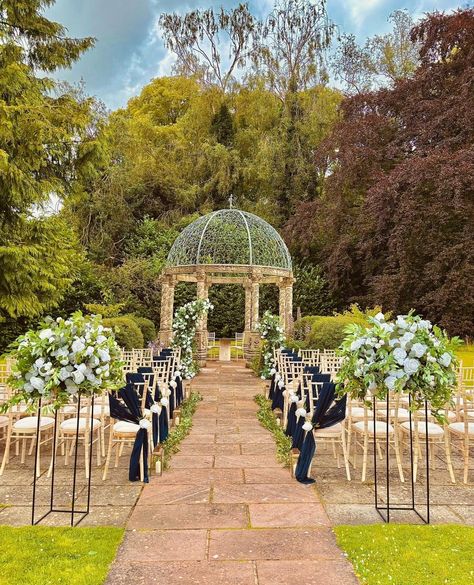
{"left": 305, "top": 305, "right": 385, "bottom": 350}
{"left": 84, "top": 303, "right": 124, "bottom": 318}
{"left": 293, "top": 315, "right": 320, "bottom": 343}
{"left": 131, "top": 316, "right": 156, "bottom": 344}
{"left": 102, "top": 317, "right": 144, "bottom": 350}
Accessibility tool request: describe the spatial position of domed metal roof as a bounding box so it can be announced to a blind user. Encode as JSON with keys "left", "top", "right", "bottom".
{"left": 166, "top": 209, "right": 292, "bottom": 270}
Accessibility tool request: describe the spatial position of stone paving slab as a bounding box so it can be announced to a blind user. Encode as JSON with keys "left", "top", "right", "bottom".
{"left": 256, "top": 560, "right": 359, "bottom": 585}
{"left": 106, "top": 560, "right": 256, "bottom": 585}
{"left": 208, "top": 528, "right": 347, "bottom": 561}
{"left": 127, "top": 503, "right": 248, "bottom": 530}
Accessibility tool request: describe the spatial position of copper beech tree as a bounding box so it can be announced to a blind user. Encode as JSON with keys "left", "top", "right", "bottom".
{"left": 286, "top": 9, "right": 474, "bottom": 336}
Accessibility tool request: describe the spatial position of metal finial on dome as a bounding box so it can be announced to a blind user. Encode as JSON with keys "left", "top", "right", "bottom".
{"left": 166, "top": 208, "right": 292, "bottom": 270}
{"left": 228, "top": 194, "right": 233, "bottom": 209}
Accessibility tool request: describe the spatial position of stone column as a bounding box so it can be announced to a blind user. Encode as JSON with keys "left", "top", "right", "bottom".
{"left": 195, "top": 272, "right": 208, "bottom": 365}
{"left": 279, "top": 282, "right": 286, "bottom": 333}
{"left": 243, "top": 281, "right": 252, "bottom": 360}
{"left": 245, "top": 272, "right": 261, "bottom": 361}
{"left": 159, "top": 274, "right": 175, "bottom": 347}
{"left": 285, "top": 283, "right": 294, "bottom": 336}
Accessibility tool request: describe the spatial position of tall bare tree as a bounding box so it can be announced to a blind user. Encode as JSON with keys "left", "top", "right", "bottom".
{"left": 256, "top": 0, "right": 334, "bottom": 99}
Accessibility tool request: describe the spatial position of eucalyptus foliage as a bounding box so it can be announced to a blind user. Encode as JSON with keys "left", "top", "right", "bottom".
{"left": 171, "top": 299, "right": 213, "bottom": 379}
{"left": 5, "top": 312, "right": 124, "bottom": 410}
{"left": 337, "top": 312, "right": 462, "bottom": 420}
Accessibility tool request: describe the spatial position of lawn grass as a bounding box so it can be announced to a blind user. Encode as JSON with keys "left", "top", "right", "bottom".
{"left": 457, "top": 344, "right": 474, "bottom": 367}
{"left": 0, "top": 526, "right": 124, "bottom": 585}
{"left": 335, "top": 524, "right": 474, "bottom": 585}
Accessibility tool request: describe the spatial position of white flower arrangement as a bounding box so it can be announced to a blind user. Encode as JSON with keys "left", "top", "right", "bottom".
{"left": 171, "top": 298, "right": 213, "bottom": 379}
{"left": 256, "top": 311, "right": 286, "bottom": 379}
{"left": 337, "top": 311, "right": 462, "bottom": 420}
{"left": 5, "top": 312, "right": 124, "bottom": 410}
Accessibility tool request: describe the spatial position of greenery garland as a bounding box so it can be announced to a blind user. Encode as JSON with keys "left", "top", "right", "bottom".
{"left": 162, "top": 392, "right": 202, "bottom": 469}
{"left": 255, "top": 394, "right": 291, "bottom": 467}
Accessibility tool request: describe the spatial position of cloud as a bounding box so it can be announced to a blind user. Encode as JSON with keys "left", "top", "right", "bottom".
{"left": 46, "top": 0, "right": 463, "bottom": 109}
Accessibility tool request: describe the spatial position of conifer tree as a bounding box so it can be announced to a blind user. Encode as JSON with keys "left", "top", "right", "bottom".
{"left": 0, "top": 0, "right": 95, "bottom": 318}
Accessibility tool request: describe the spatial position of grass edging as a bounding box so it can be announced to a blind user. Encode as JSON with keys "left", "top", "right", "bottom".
{"left": 161, "top": 391, "right": 202, "bottom": 469}
{"left": 255, "top": 394, "right": 292, "bottom": 467}
{"left": 335, "top": 524, "right": 474, "bottom": 585}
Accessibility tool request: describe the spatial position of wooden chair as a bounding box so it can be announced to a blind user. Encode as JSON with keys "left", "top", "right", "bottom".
{"left": 234, "top": 332, "right": 244, "bottom": 359}
{"left": 57, "top": 397, "right": 102, "bottom": 479}
{"left": 447, "top": 390, "right": 474, "bottom": 483}
{"left": 0, "top": 387, "right": 55, "bottom": 477}
{"left": 352, "top": 401, "right": 405, "bottom": 483}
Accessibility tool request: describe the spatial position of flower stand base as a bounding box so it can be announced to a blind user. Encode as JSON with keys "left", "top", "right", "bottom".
{"left": 32, "top": 395, "right": 95, "bottom": 527}
{"left": 373, "top": 395, "right": 430, "bottom": 524}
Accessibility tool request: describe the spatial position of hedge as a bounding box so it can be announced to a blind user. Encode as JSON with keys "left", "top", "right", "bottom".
{"left": 131, "top": 316, "right": 156, "bottom": 344}
{"left": 103, "top": 317, "right": 144, "bottom": 350}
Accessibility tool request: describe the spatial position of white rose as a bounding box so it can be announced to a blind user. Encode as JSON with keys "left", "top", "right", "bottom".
{"left": 393, "top": 348, "right": 407, "bottom": 365}
{"left": 374, "top": 312, "right": 385, "bottom": 321}
{"left": 160, "top": 397, "right": 169, "bottom": 406}
{"left": 411, "top": 343, "right": 427, "bottom": 358}
{"left": 71, "top": 339, "right": 85, "bottom": 353}
{"left": 139, "top": 418, "right": 151, "bottom": 430}
{"left": 98, "top": 349, "right": 110, "bottom": 362}
{"left": 302, "top": 421, "right": 313, "bottom": 432}
{"left": 72, "top": 370, "right": 85, "bottom": 384}
{"left": 295, "top": 408, "right": 307, "bottom": 418}
{"left": 403, "top": 358, "right": 420, "bottom": 376}
{"left": 150, "top": 403, "right": 161, "bottom": 414}
{"left": 59, "top": 367, "right": 71, "bottom": 381}
{"left": 384, "top": 376, "right": 397, "bottom": 390}
{"left": 439, "top": 352, "right": 452, "bottom": 367}
{"left": 350, "top": 339, "right": 363, "bottom": 351}
{"left": 39, "top": 329, "right": 53, "bottom": 340}
{"left": 30, "top": 376, "right": 44, "bottom": 391}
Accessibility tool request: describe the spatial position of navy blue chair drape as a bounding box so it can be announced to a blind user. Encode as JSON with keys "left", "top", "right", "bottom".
{"left": 295, "top": 383, "right": 347, "bottom": 484}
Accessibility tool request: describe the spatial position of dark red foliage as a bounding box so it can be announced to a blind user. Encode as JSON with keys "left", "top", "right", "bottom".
{"left": 285, "top": 9, "right": 474, "bottom": 336}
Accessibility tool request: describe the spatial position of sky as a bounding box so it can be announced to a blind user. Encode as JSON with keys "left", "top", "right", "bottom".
{"left": 46, "top": 0, "right": 461, "bottom": 110}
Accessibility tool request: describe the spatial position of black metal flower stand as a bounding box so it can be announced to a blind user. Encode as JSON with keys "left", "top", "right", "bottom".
{"left": 373, "top": 394, "right": 430, "bottom": 524}
{"left": 32, "top": 393, "right": 95, "bottom": 526}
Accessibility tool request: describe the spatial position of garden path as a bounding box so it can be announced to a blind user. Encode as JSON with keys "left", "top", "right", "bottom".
{"left": 106, "top": 363, "right": 359, "bottom": 585}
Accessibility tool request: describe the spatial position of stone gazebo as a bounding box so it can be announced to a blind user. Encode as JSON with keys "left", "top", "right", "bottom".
{"left": 159, "top": 207, "right": 294, "bottom": 362}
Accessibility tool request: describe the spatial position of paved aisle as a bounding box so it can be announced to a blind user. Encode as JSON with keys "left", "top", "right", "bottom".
{"left": 106, "top": 363, "right": 358, "bottom": 585}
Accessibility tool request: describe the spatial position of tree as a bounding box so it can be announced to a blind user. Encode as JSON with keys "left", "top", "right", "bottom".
{"left": 159, "top": 3, "right": 257, "bottom": 92}
{"left": 0, "top": 0, "right": 95, "bottom": 319}
{"left": 256, "top": 0, "right": 334, "bottom": 98}
{"left": 333, "top": 10, "right": 419, "bottom": 94}
{"left": 290, "top": 8, "right": 474, "bottom": 336}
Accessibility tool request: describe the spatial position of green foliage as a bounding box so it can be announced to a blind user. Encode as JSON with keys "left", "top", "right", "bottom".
{"left": 0, "top": 217, "right": 84, "bottom": 319}
{"left": 162, "top": 392, "right": 202, "bottom": 469}
{"left": 0, "top": 0, "right": 96, "bottom": 320}
{"left": 211, "top": 102, "right": 235, "bottom": 146}
{"left": 84, "top": 303, "right": 124, "bottom": 317}
{"left": 208, "top": 284, "right": 244, "bottom": 338}
{"left": 293, "top": 315, "right": 320, "bottom": 342}
{"left": 131, "top": 316, "right": 157, "bottom": 344}
{"left": 102, "top": 316, "right": 144, "bottom": 350}
{"left": 335, "top": 525, "right": 474, "bottom": 585}
{"left": 255, "top": 394, "right": 291, "bottom": 467}
{"left": 306, "top": 306, "right": 382, "bottom": 349}
{"left": 0, "top": 525, "right": 123, "bottom": 585}
{"left": 293, "top": 262, "right": 335, "bottom": 317}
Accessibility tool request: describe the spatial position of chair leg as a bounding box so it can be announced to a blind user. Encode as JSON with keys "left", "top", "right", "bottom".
{"left": 444, "top": 432, "right": 456, "bottom": 484}
{"left": 463, "top": 434, "right": 470, "bottom": 484}
{"left": 393, "top": 432, "right": 405, "bottom": 483}
{"left": 102, "top": 434, "right": 114, "bottom": 481}
{"left": 361, "top": 434, "right": 368, "bottom": 482}
{"left": 0, "top": 428, "right": 13, "bottom": 476}
{"left": 340, "top": 433, "right": 351, "bottom": 481}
